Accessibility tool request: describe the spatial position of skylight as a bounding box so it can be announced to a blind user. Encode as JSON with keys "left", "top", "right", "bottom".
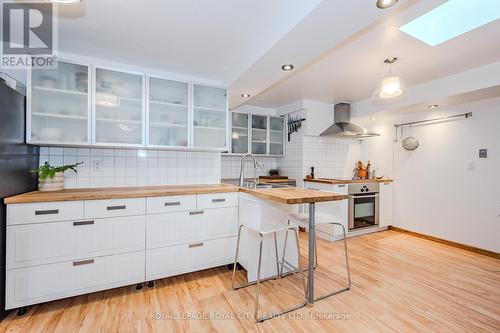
{"left": 399, "top": 0, "right": 500, "bottom": 46}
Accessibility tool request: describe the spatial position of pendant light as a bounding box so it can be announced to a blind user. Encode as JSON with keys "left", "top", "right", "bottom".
{"left": 372, "top": 57, "right": 407, "bottom": 101}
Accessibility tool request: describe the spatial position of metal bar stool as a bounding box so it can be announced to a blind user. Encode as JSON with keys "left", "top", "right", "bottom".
{"left": 285, "top": 212, "right": 351, "bottom": 302}
{"left": 231, "top": 223, "right": 307, "bottom": 323}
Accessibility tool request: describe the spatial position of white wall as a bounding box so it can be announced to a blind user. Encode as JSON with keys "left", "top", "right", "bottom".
{"left": 359, "top": 97, "right": 500, "bottom": 252}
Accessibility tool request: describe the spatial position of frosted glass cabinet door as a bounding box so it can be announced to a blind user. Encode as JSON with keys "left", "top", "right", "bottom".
{"left": 192, "top": 84, "right": 227, "bottom": 149}
{"left": 231, "top": 113, "right": 249, "bottom": 154}
{"left": 95, "top": 68, "right": 144, "bottom": 145}
{"left": 270, "top": 117, "right": 284, "bottom": 156}
{"left": 251, "top": 115, "right": 267, "bottom": 155}
{"left": 30, "top": 61, "right": 90, "bottom": 143}
{"left": 148, "top": 77, "right": 189, "bottom": 147}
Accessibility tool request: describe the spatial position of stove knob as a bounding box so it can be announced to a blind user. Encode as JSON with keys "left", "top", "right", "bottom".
{"left": 361, "top": 189, "right": 365, "bottom": 192}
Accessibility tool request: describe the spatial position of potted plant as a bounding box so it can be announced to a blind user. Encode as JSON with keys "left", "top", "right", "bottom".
{"left": 31, "top": 162, "right": 82, "bottom": 191}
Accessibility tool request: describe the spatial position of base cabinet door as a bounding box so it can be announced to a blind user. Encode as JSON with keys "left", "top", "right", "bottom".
{"left": 146, "top": 237, "right": 236, "bottom": 280}
{"left": 146, "top": 207, "right": 238, "bottom": 249}
{"left": 379, "top": 182, "right": 394, "bottom": 227}
{"left": 6, "top": 216, "right": 145, "bottom": 269}
{"left": 6, "top": 251, "right": 145, "bottom": 310}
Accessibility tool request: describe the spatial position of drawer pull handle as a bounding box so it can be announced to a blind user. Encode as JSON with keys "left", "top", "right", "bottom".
{"left": 73, "top": 259, "right": 94, "bottom": 266}
{"left": 164, "top": 201, "right": 181, "bottom": 206}
{"left": 189, "top": 210, "right": 204, "bottom": 215}
{"left": 107, "top": 205, "right": 126, "bottom": 211}
{"left": 73, "top": 220, "right": 94, "bottom": 226}
{"left": 35, "top": 209, "right": 59, "bottom": 215}
{"left": 338, "top": 185, "right": 346, "bottom": 188}
{"left": 189, "top": 242, "right": 204, "bottom": 248}
{"left": 212, "top": 198, "right": 226, "bottom": 203}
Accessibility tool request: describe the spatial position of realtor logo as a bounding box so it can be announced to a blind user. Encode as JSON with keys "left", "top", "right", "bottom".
{"left": 1, "top": 1, "right": 58, "bottom": 68}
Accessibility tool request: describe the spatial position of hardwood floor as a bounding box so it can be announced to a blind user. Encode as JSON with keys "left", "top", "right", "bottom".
{"left": 1, "top": 230, "right": 499, "bottom": 333}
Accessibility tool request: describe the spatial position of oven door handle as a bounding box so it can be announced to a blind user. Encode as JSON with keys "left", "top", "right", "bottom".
{"left": 350, "top": 194, "right": 379, "bottom": 199}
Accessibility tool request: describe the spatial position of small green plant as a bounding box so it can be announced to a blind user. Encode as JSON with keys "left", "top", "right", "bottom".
{"left": 31, "top": 161, "right": 83, "bottom": 180}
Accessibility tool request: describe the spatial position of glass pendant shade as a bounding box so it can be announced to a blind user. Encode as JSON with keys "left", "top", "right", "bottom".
{"left": 372, "top": 75, "right": 407, "bottom": 100}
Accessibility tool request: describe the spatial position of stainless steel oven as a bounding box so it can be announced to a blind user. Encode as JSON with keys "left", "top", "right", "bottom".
{"left": 348, "top": 183, "right": 379, "bottom": 230}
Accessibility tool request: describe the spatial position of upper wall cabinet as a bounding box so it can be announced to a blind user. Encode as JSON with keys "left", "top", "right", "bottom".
{"left": 147, "top": 77, "right": 189, "bottom": 148}
{"left": 192, "top": 84, "right": 227, "bottom": 149}
{"left": 228, "top": 113, "right": 285, "bottom": 156}
{"left": 28, "top": 60, "right": 91, "bottom": 145}
{"left": 27, "top": 59, "right": 228, "bottom": 150}
{"left": 94, "top": 68, "right": 144, "bottom": 146}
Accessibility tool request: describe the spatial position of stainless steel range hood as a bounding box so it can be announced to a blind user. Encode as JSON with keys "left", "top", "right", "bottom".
{"left": 320, "top": 103, "right": 380, "bottom": 138}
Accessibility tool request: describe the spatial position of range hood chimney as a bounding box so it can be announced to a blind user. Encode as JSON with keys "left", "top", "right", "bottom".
{"left": 320, "top": 103, "right": 380, "bottom": 138}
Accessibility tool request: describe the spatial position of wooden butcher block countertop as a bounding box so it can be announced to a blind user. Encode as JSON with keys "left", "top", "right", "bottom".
{"left": 239, "top": 187, "right": 348, "bottom": 205}
{"left": 5, "top": 183, "right": 349, "bottom": 205}
{"left": 304, "top": 178, "right": 393, "bottom": 185}
{"left": 4, "top": 184, "right": 240, "bottom": 204}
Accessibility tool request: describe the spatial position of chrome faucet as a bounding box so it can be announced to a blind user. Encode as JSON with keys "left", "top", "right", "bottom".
{"left": 239, "top": 153, "right": 259, "bottom": 187}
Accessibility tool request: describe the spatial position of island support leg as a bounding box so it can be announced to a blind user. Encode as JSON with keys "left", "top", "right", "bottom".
{"left": 307, "top": 202, "right": 315, "bottom": 305}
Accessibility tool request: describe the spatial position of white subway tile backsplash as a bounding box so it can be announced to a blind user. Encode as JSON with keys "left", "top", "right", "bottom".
{"left": 39, "top": 147, "right": 222, "bottom": 189}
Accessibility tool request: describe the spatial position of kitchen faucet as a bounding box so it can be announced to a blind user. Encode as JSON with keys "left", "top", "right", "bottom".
{"left": 239, "top": 153, "right": 259, "bottom": 187}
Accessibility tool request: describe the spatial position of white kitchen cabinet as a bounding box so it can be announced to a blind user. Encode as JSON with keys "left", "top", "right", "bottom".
{"left": 5, "top": 191, "right": 240, "bottom": 310}
{"left": 6, "top": 216, "right": 145, "bottom": 269}
{"left": 146, "top": 237, "right": 236, "bottom": 281}
{"left": 231, "top": 112, "right": 249, "bottom": 154}
{"left": 6, "top": 251, "right": 145, "bottom": 310}
{"left": 147, "top": 76, "right": 189, "bottom": 147}
{"left": 94, "top": 67, "right": 145, "bottom": 146}
{"left": 269, "top": 116, "right": 285, "bottom": 156}
{"left": 28, "top": 60, "right": 229, "bottom": 150}
{"left": 229, "top": 113, "right": 285, "bottom": 156}
{"left": 251, "top": 114, "right": 268, "bottom": 155}
{"left": 28, "top": 60, "right": 91, "bottom": 145}
{"left": 192, "top": 84, "right": 228, "bottom": 149}
{"left": 379, "top": 182, "right": 394, "bottom": 227}
{"left": 7, "top": 201, "right": 84, "bottom": 225}
{"left": 146, "top": 207, "right": 238, "bottom": 249}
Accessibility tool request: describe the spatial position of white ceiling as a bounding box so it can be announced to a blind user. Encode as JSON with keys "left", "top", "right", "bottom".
{"left": 8, "top": 0, "right": 322, "bottom": 85}
{"left": 237, "top": 0, "right": 500, "bottom": 109}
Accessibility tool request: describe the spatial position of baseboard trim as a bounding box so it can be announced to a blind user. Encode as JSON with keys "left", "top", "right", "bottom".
{"left": 388, "top": 226, "right": 500, "bottom": 260}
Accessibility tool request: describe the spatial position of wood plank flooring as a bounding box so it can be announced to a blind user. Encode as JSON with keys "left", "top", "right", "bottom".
{"left": 1, "top": 230, "right": 499, "bottom": 333}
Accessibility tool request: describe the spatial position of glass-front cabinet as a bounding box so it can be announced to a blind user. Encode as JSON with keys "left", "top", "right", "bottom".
{"left": 269, "top": 117, "right": 284, "bottom": 155}
{"left": 251, "top": 115, "right": 268, "bottom": 155}
{"left": 29, "top": 60, "right": 91, "bottom": 144}
{"left": 231, "top": 113, "right": 249, "bottom": 154}
{"left": 192, "top": 84, "right": 227, "bottom": 149}
{"left": 28, "top": 60, "right": 229, "bottom": 150}
{"left": 229, "top": 113, "right": 285, "bottom": 156}
{"left": 148, "top": 77, "right": 189, "bottom": 147}
{"left": 94, "top": 68, "right": 144, "bottom": 146}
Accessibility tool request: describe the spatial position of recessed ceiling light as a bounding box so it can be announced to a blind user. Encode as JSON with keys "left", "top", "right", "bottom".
{"left": 281, "top": 64, "right": 294, "bottom": 71}
{"left": 376, "top": 0, "right": 398, "bottom": 9}
{"left": 428, "top": 104, "right": 439, "bottom": 109}
{"left": 241, "top": 93, "right": 251, "bottom": 98}
{"left": 46, "top": 0, "right": 81, "bottom": 4}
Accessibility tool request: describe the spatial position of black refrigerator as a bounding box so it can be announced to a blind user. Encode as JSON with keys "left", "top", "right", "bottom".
{"left": 0, "top": 74, "right": 39, "bottom": 320}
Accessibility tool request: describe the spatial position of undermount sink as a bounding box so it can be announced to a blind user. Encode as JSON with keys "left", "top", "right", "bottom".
{"left": 243, "top": 182, "right": 288, "bottom": 189}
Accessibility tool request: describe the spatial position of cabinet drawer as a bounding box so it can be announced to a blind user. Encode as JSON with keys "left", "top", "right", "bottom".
{"left": 6, "top": 251, "right": 145, "bottom": 310}
{"left": 146, "top": 237, "right": 236, "bottom": 281}
{"left": 196, "top": 192, "right": 238, "bottom": 209}
{"left": 7, "top": 201, "right": 84, "bottom": 225}
{"left": 7, "top": 216, "right": 145, "bottom": 269}
{"left": 85, "top": 198, "right": 145, "bottom": 219}
{"left": 146, "top": 206, "right": 238, "bottom": 249}
{"left": 146, "top": 195, "right": 196, "bottom": 214}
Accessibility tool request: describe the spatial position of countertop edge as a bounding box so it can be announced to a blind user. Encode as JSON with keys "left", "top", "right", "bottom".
{"left": 4, "top": 184, "right": 240, "bottom": 204}
{"left": 303, "top": 178, "right": 393, "bottom": 185}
